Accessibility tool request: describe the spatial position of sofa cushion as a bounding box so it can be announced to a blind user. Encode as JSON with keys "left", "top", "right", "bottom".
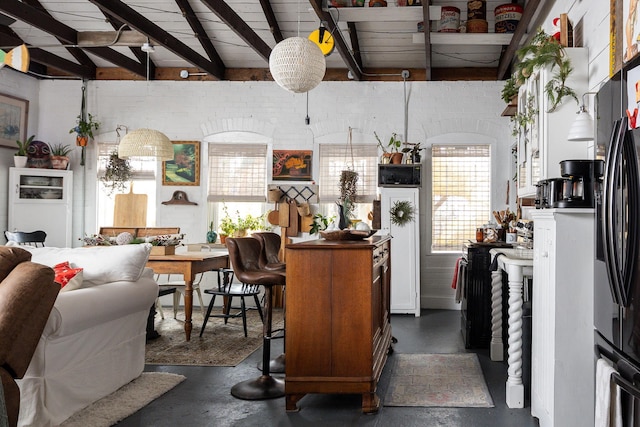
{"left": 0, "top": 246, "right": 32, "bottom": 281}
{"left": 53, "top": 261, "right": 83, "bottom": 292}
{"left": 20, "top": 244, "right": 152, "bottom": 285}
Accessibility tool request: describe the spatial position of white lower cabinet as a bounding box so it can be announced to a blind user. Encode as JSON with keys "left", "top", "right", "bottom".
{"left": 530, "top": 209, "right": 594, "bottom": 427}
{"left": 8, "top": 167, "right": 73, "bottom": 247}
{"left": 380, "top": 187, "right": 420, "bottom": 316}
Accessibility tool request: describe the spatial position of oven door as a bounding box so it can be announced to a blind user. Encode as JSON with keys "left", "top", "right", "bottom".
{"left": 596, "top": 332, "right": 640, "bottom": 425}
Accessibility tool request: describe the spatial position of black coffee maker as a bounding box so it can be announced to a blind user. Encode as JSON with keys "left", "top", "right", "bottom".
{"left": 552, "top": 159, "right": 604, "bottom": 208}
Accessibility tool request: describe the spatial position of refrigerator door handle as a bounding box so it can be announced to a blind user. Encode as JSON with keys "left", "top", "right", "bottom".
{"left": 612, "top": 372, "right": 640, "bottom": 400}
{"left": 603, "top": 119, "right": 625, "bottom": 305}
{"left": 620, "top": 128, "right": 640, "bottom": 307}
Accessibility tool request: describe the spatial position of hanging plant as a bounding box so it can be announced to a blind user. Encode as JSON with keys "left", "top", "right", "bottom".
{"left": 101, "top": 151, "right": 132, "bottom": 195}
{"left": 389, "top": 200, "right": 415, "bottom": 227}
{"left": 337, "top": 127, "right": 359, "bottom": 227}
{"left": 501, "top": 28, "right": 578, "bottom": 113}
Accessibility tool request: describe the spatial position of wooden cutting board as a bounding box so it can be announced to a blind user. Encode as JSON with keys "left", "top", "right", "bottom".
{"left": 278, "top": 201, "right": 290, "bottom": 228}
{"left": 300, "top": 215, "right": 313, "bottom": 233}
{"left": 287, "top": 199, "right": 299, "bottom": 237}
{"left": 114, "top": 188, "right": 148, "bottom": 227}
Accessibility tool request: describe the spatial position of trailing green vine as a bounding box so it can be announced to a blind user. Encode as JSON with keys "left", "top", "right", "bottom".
{"left": 501, "top": 28, "right": 578, "bottom": 113}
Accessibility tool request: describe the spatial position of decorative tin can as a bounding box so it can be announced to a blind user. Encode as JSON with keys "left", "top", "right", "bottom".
{"left": 495, "top": 3, "right": 523, "bottom": 33}
{"left": 439, "top": 6, "right": 460, "bottom": 33}
{"left": 467, "top": 0, "right": 486, "bottom": 21}
{"left": 466, "top": 19, "right": 488, "bottom": 33}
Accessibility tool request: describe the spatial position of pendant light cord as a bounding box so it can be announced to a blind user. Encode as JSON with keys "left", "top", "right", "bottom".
{"left": 403, "top": 73, "right": 408, "bottom": 144}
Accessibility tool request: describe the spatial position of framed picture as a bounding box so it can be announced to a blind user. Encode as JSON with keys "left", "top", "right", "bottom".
{"left": 623, "top": 0, "right": 640, "bottom": 66}
{"left": 273, "top": 150, "right": 312, "bottom": 181}
{"left": 0, "top": 93, "right": 28, "bottom": 149}
{"left": 162, "top": 141, "right": 200, "bottom": 186}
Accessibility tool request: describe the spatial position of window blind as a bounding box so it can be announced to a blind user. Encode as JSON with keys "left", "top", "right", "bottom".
{"left": 208, "top": 143, "right": 267, "bottom": 202}
{"left": 318, "top": 144, "right": 377, "bottom": 203}
{"left": 431, "top": 144, "right": 491, "bottom": 252}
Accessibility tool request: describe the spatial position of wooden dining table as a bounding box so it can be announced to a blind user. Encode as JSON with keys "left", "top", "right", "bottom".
{"left": 146, "top": 249, "right": 229, "bottom": 341}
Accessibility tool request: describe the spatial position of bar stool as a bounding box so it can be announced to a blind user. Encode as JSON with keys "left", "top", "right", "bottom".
{"left": 227, "top": 237, "right": 286, "bottom": 400}
{"left": 252, "top": 232, "right": 286, "bottom": 373}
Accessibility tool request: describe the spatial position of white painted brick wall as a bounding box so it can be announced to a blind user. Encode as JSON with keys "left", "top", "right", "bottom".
{"left": 0, "top": 0, "right": 611, "bottom": 309}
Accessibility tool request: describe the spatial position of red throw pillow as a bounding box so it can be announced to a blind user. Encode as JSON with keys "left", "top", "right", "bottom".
{"left": 53, "top": 261, "right": 84, "bottom": 292}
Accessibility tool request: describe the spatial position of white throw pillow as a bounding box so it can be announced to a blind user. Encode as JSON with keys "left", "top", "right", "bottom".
{"left": 23, "top": 243, "right": 152, "bottom": 285}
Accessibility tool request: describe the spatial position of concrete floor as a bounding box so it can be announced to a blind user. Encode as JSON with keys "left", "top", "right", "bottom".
{"left": 118, "top": 309, "right": 539, "bottom": 427}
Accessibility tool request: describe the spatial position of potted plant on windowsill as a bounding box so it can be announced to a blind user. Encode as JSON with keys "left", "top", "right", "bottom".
{"left": 50, "top": 143, "right": 73, "bottom": 170}
{"left": 14, "top": 135, "right": 34, "bottom": 168}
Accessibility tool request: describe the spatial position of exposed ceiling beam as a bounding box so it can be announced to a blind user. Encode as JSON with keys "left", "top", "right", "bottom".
{"left": 347, "top": 22, "right": 363, "bottom": 71}
{"left": 0, "top": 0, "right": 76, "bottom": 43}
{"left": 309, "top": 0, "right": 362, "bottom": 81}
{"left": 0, "top": 30, "right": 95, "bottom": 79}
{"left": 174, "top": 0, "right": 224, "bottom": 67}
{"left": 76, "top": 30, "right": 147, "bottom": 47}
{"left": 0, "top": 0, "right": 148, "bottom": 77}
{"left": 259, "top": 0, "right": 283, "bottom": 43}
{"left": 88, "top": 0, "right": 225, "bottom": 79}
{"left": 497, "top": 0, "right": 542, "bottom": 80}
{"left": 22, "top": 0, "right": 97, "bottom": 72}
{"left": 101, "top": 12, "right": 156, "bottom": 78}
{"left": 421, "top": 4, "right": 432, "bottom": 81}
{"left": 198, "top": 0, "right": 272, "bottom": 62}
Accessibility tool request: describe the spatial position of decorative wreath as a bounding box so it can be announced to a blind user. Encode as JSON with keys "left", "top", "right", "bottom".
{"left": 389, "top": 200, "right": 415, "bottom": 227}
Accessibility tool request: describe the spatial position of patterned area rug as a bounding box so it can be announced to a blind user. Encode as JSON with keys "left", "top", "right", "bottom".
{"left": 145, "top": 307, "right": 283, "bottom": 367}
{"left": 60, "top": 372, "right": 185, "bottom": 427}
{"left": 384, "top": 353, "right": 494, "bottom": 408}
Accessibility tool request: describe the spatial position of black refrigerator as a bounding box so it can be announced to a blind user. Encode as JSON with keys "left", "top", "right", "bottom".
{"left": 594, "top": 64, "right": 640, "bottom": 423}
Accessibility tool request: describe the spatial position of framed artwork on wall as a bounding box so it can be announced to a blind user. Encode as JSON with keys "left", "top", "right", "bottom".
{"left": 273, "top": 150, "right": 312, "bottom": 181}
{"left": 162, "top": 141, "right": 200, "bottom": 186}
{"left": 0, "top": 93, "right": 28, "bottom": 149}
{"left": 623, "top": 0, "right": 640, "bottom": 67}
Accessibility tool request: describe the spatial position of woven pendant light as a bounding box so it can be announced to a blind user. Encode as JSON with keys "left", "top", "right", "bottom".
{"left": 269, "top": 37, "right": 326, "bottom": 93}
{"left": 118, "top": 128, "right": 174, "bottom": 160}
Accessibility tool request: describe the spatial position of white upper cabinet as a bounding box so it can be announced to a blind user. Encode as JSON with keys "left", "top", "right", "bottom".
{"left": 516, "top": 48, "right": 590, "bottom": 198}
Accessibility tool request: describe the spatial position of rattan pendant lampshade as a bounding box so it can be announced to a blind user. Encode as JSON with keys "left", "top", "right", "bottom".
{"left": 269, "top": 37, "right": 326, "bottom": 93}
{"left": 118, "top": 128, "right": 174, "bottom": 160}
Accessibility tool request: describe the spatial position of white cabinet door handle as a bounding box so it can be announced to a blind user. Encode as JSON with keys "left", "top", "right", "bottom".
{"left": 542, "top": 251, "right": 548, "bottom": 258}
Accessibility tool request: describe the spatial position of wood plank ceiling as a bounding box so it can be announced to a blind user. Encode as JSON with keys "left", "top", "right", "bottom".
{"left": 0, "top": 0, "right": 551, "bottom": 82}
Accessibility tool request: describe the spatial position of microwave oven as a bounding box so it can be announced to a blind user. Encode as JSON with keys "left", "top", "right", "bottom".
{"left": 378, "top": 164, "right": 421, "bottom": 187}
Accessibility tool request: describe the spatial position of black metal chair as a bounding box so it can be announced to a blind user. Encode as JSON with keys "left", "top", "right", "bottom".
{"left": 227, "top": 237, "right": 286, "bottom": 400}
{"left": 4, "top": 230, "right": 47, "bottom": 247}
{"left": 199, "top": 268, "right": 263, "bottom": 338}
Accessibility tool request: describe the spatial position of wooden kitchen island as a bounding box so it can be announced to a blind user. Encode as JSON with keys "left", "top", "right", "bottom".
{"left": 284, "top": 235, "right": 392, "bottom": 413}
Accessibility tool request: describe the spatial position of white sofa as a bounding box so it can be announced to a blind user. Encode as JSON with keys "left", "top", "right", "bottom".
{"left": 9, "top": 243, "right": 158, "bottom": 427}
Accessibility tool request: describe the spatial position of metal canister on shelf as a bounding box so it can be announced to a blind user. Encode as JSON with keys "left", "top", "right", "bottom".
{"left": 467, "top": 0, "right": 486, "bottom": 21}
{"left": 439, "top": 6, "right": 460, "bottom": 33}
{"left": 495, "top": 3, "right": 523, "bottom": 33}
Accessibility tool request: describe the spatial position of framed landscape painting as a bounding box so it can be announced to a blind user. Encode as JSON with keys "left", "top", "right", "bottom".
{"left": 162, "top": 141, "right": 200, "bottom": 186}
{"left": 0, "top": 93, "right": 28, "bottom": 149}
{"left": 273, "top": 150, "right": 312, "bottom": 181}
